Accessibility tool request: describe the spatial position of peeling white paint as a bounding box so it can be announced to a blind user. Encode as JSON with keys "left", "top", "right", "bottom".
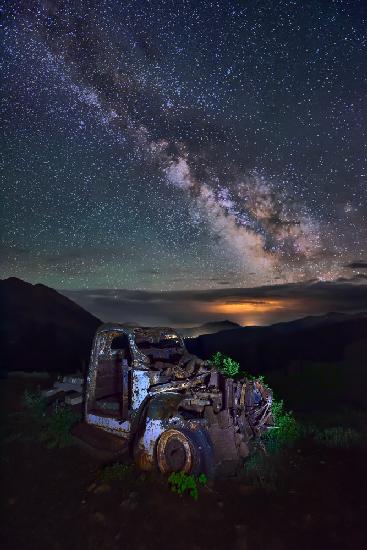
{"left": 86, "top": 413, "right": 130, "bottom": 436}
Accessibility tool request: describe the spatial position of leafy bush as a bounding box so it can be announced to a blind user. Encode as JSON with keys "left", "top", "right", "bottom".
{"left": 168, "top": 471, "right": 207, "bottom": 500}
{"left": 211, "top": 352, "right": 240, "bottom": 377}
{"left": 264, "top": 398, "right": 300, "bottom": 450}
{"left": 23, "top": 389, "right": 47, "bottom": 421}
{"left": 41, "top": 404, "right": 78, "bottom": 448}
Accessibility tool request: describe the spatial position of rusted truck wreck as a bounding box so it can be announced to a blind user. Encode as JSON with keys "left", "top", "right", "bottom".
{"left": 60, "top": 323, "right": 273, "bottom": 476}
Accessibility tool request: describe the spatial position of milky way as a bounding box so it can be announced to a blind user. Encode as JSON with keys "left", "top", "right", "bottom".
{"left": 1, "top": 0, "right": 367, "bottom": 290}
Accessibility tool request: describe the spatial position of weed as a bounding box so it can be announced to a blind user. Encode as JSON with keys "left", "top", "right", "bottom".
{"left": 23, "top": 389, "right": 47, "bottom": 421}
{"left": 41, "top": 403, "right": 78, "bottom": 448}
{"left": 168, "top": 471, "right": 207, "bottom": 500}
{"left": 244, "top": 450, "right": 279, "bottom": 491}
{"left": 264, "top": 398, "right": 300, "bottom": 450}
{"left": 99, "top": 463, "right": 134, "bottom": 483}
{"left": 211, "top": 352, "right": 240, "bottom": 377}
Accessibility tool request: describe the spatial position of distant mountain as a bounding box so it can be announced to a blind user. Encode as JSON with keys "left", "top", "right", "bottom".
{"left": 0, "top": 277, "right": 101, "bottom": 374}
{"left": 179, "top": 320, "right": 241, "bottom": 338}
{"left": 186, "top": 312, "right": 367, "bottom": 375}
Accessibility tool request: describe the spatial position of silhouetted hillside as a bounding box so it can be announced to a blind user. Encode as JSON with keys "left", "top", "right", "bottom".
{"left": 179, "top": 320, "right": 241, "bottom": 338}
{"left": 0, "top": 277, "right": 101, "bottom": 374}
{"left": 186, "top": 312, "right": 367, "bottom": 375}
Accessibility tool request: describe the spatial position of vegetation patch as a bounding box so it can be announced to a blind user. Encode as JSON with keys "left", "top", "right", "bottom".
{"left": 314, "top": 426, "right": 360, "bottom": 448}
{"left": 23, "top": 388, "right": 48, "bottom": 422}
{"left": 211, "top": 352, "right": 240, "bottom": 377}
{"left": 99, "top": 463, "right": 134, "bottom": 483}
{"left": 23, "top": 389, "right": 78, "bottom": 448}
{"left": 168, "top": 471, "right": 207, "bottom": 500}
{"left": 264, "top": 398, "right": 300, "bottom": 451}
{"left": 41, "top": 403, "right": 78, "bottom": 448}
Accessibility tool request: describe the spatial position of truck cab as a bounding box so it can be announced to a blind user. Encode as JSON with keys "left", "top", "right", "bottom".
{"left": 83, "top": 323, "right": 273, "bottom": 476}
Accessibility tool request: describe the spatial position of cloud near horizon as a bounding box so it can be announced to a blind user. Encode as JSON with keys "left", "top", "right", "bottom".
{"left": 62, "top": 277, "right": 367, "bottom": 327}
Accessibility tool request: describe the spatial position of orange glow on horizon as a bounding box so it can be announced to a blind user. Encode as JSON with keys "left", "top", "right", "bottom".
{"left": 209, "top": 299, "right": 286, "bottom": 315}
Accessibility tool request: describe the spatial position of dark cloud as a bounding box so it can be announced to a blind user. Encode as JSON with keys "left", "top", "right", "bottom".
{"left": 63, "top": 278, "right": 367, "bottom": 327}
{"left": 346, "top": 261, "right": 367, "bottom": 269}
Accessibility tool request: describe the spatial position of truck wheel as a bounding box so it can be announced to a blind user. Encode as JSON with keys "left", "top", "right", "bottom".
{"left": 156, "top": 427, "right": 214, "bottom": 476}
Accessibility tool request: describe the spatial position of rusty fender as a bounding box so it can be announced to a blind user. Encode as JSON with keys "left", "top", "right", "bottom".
{"left": 132, "top": 392, "right": 188, "bottom": 471}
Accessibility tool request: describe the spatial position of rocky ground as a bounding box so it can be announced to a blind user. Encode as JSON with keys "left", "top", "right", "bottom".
{"left": 1, "top": 377, "right": 367, "bottom": 550}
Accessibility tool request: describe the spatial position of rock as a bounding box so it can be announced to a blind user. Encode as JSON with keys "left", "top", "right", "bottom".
{"left": 120, "top": 498, "right": 130, "bottom": 508}
{"left": 120, "top": 492, "right": 139, "bottom": 510}
{"left": 91, "top": 512, "right": 106, "bottom": 523}
{"left": 93, "top": 483, "right": 111, "bottom": 494}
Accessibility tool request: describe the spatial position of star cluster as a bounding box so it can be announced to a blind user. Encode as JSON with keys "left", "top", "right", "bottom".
{"left": 1, "top": 0, "right": 366, "bottom": 291}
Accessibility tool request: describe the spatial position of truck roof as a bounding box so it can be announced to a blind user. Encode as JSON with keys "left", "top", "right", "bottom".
{"left": 95, "top": 323, "right": 183, "bottom": 342}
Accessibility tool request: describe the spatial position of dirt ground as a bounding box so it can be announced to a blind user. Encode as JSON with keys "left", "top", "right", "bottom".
{"left": 1, "top": 377, "right": 366, "bottom": 550}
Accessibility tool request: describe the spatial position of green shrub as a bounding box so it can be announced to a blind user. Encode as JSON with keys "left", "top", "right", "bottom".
{"left": 41, "top": 404, "right": 78, "bottom": 448}
{"left": 211, "top": 352, "right": 240, "bottom": 377}
{"left": 264, "top": 398, "right": 300, "bottom": 450}
{"left": 168, "top": 471, "right": 207, "bottom": 500}
{"left": 23, "top": 389, "right": 47, "bottom": 421}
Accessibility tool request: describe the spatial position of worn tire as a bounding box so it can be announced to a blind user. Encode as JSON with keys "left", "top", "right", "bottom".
{"left": 156, "top": 426, "right": 214, "bottom": 476}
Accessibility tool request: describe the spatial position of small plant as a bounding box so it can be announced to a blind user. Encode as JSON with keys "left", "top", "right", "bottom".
{"left": 99, "top": 463, "right": 133, "bottom": 483}
{"left": 264, "top": 398, "right": 300, "bottom": 450}
{"left": 168, "top": 471, "right": 207, "bottom": 500}
{"left": 211, "top": 352, "right": 240, "bottom": 377}
{"left": 23, "top": 389, "right": 47, "bottom": 421}
{"left": 41, "top": 403, "right": 78, "bottom": 448}
{"left": 244, "top": 450, "right": 279, "bottom": 490}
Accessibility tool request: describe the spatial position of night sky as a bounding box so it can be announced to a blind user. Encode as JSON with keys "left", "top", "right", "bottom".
{"left": 1, "top": 0, "right": 367, "bottom": 325}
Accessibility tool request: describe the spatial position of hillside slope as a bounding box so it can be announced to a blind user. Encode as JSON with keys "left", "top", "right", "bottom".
{"left": 0, "top": 277, "right": 101, "bottom": 373}
{"left": 186, "top": 312, "right": 367, "bottom": 375}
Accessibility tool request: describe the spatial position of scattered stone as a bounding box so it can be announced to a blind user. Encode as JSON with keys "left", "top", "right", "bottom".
{"left": 217, "top": 501, "right": 224, "bottom": 508}
{"left": 86, "top": 482, "right": 97, "bottom": 492}
{"left": 91, "top": 512, "right": 106, "bottom": 523}
{"left": 120, "top": 491, "right": 139, "bottom": 510}
{"left": 93, "top": 483, "right": 111, "bottom": 494}
{"left": 120, "top": 498, "right": 129, "bottom": 509}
